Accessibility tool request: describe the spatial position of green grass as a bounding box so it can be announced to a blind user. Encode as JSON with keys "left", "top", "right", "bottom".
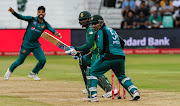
{"left": 0, "top": 54, "right": 180, "bottom": 92}
{"left": 0, "top": 96, "right": 52, "bottom": 106}
{"left": 125, "top": 54, "right": 180, "bottom": 92}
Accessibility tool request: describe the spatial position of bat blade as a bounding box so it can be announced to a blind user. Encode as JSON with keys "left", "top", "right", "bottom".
{"left": 41, "top": 32, "right": 69, "bottom": 51}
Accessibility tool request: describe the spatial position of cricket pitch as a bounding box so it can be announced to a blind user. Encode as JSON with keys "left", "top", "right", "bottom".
{"left": 0, "top": 77, "right": 180, "bottom": 106}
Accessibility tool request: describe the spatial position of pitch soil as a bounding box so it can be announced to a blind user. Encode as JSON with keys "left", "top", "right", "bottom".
{"left": 0, "top": 77, "right": 180, "bottom": 106}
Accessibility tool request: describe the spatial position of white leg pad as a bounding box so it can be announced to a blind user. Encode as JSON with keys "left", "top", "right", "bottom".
{"left": 89, "top": 87, "right": 97, "bottom": 91}
{"left": 128, "top": 85, "right": 137, "bottom": 92}
{"left": 121, "top": 77, "right": 132, "bottom": 84}
{"left": 87, "top": 76, "right": 98, "bottom": 80}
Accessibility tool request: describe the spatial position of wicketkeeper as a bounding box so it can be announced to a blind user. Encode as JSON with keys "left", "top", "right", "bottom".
{"left": 66, "top": 11, "right": 117, "bottom": 100}
{"left": 83, "top": 15, "right": 140, "bottom": 102}
{"left": 4, "top": 6, "right": 61, "bottom": 80}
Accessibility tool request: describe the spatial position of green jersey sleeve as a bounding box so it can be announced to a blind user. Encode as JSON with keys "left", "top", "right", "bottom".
{"left": 12, "top": 12, "right": 33, "bottom": 21}
{"left": 76, "top": 27, "right": 96, "bottom": 52}
{"left": 45, "top": 22, "right": 56, "bottom": 34}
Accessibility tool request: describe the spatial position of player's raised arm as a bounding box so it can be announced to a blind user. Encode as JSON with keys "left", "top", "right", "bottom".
{"left": 8, "top": 7, "right": 33, "bottom": 21}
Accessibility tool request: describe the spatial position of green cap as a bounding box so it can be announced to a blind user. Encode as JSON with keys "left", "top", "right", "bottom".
{"left": 90, "top": 15, "right": 104, "bottom": 24}
{"left": 78, "top": 11, "right": 91, "bottom": 20}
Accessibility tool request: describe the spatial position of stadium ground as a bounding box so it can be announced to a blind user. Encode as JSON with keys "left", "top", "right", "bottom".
{"left": 0, "top": 55, "right": 180, "bottom": 106}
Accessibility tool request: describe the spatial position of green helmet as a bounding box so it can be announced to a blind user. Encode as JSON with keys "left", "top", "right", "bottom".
{"left": 78, "top": 11, "right": 91, "bottom": 20}
{"left": 78, "top": 11, "right": 91, "bottom": 28}
{"left": 90, "top": 15, "right": 104, "bottom": 24}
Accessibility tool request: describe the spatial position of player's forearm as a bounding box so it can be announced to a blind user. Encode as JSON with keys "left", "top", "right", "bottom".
{"left": 80, "top": 50, "right": 90, "bottom": 55}
{"left": 76, "top": 34, "right": 95, "bottom": 51}
{"left": 12, "top": 12, "right": 31, "bottom": 21}
{"left": 48, "top": 27, "right": 56, "bottom": 34}
{"left": 12, "top": 12, "right": 22, "bottom": 19}
{"left": 46, "top": 23, "right": 56, "bottom": 34}
{"left": 76, "top": 42, "right": 93, "bottom": 51}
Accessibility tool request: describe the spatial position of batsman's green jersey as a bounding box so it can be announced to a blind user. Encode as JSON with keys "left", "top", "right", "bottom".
{"left": 77, "top": 24, "right": 113, "bottom": 97}
{"left": 9, "top": 12, "right": 56, "bottom": 74}
{"left": 76, "top": 25, "right": 97, "bottom": 53}
{"left": 76, "top": 25, "right": 98, "bottom": 65}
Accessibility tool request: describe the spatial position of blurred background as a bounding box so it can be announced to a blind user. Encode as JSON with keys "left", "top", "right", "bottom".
{"left": 0, "top": 0, "right": 180, "bottom": 55}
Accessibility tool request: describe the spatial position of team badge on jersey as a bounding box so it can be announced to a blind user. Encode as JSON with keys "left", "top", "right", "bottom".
{"left": 23, "top": 50, "right": 26, "bottom": 53}
{"left": 97, "top": 35, "right": 99, "bottom": 38}
{"left": 33, "top": 22, "right": 37, "bottom": 25}
{"left": 41, "top": 25, "right": 44, "bottom": 28}
{"left": 31, "top": 27, "right": 35, "bottom": 30}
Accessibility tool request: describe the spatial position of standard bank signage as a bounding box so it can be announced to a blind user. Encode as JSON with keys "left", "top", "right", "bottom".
{"left": 124, "top": 37, "right": 170, "bottom": 47}
{"left": 116, "top": 29, "right": 180, "bottom": 49}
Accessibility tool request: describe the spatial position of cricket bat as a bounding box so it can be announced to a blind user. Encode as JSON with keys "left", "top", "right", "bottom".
{"left": 41, "top": 32, "right": 70, "bottom": 51}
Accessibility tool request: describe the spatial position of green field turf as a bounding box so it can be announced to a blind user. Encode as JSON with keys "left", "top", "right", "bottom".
{"left": 0, "top": 54, "right": 180, "bottom": 92}
{"left": 0, "top": 96, "right": 51, "bottom": 106}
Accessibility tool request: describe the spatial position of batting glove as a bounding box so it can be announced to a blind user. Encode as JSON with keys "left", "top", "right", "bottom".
{"left": 65, "top": 46, "right": 77, "bottom": 56}
{"left": 72, "top": 52, "right": 82, "bottom": 60}
{"left": 72, "top": 56, "right": 79, "bottom": 60}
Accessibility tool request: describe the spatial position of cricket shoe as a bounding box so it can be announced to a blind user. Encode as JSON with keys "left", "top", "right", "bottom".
{"left": 82, "top": 89, "right": 88, "bottom": 94}
{"left": 83, "top": 94, "right": 99, "bottom": 102}
{"left": 130, "top": 90, "right": 140, "bottom": 101}
{"left": 4, "top": 68, "right": 12, "bottom": 80}
{"left": 28, "top": 72, "right": 40, "bottom": 80}
{"left": 102, "top": 88, "right": 118, "bottom": 98}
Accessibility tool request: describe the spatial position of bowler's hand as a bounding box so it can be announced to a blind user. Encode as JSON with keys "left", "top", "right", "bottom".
{"left": 54, "top": 32, "right": 62, "bottom": 38}
{"left": 8, "top": 7, "right": 14, "bottom": 13}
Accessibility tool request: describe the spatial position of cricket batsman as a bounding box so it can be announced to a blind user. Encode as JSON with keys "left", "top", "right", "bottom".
{"left": 4, "top": 6, "right": 61, "bottom": 80}
{"left": 66, "top": 11, "right": 117, "bottom": 100}
{"left": 83, "top": 15, "right": 140, "bottom": 102}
